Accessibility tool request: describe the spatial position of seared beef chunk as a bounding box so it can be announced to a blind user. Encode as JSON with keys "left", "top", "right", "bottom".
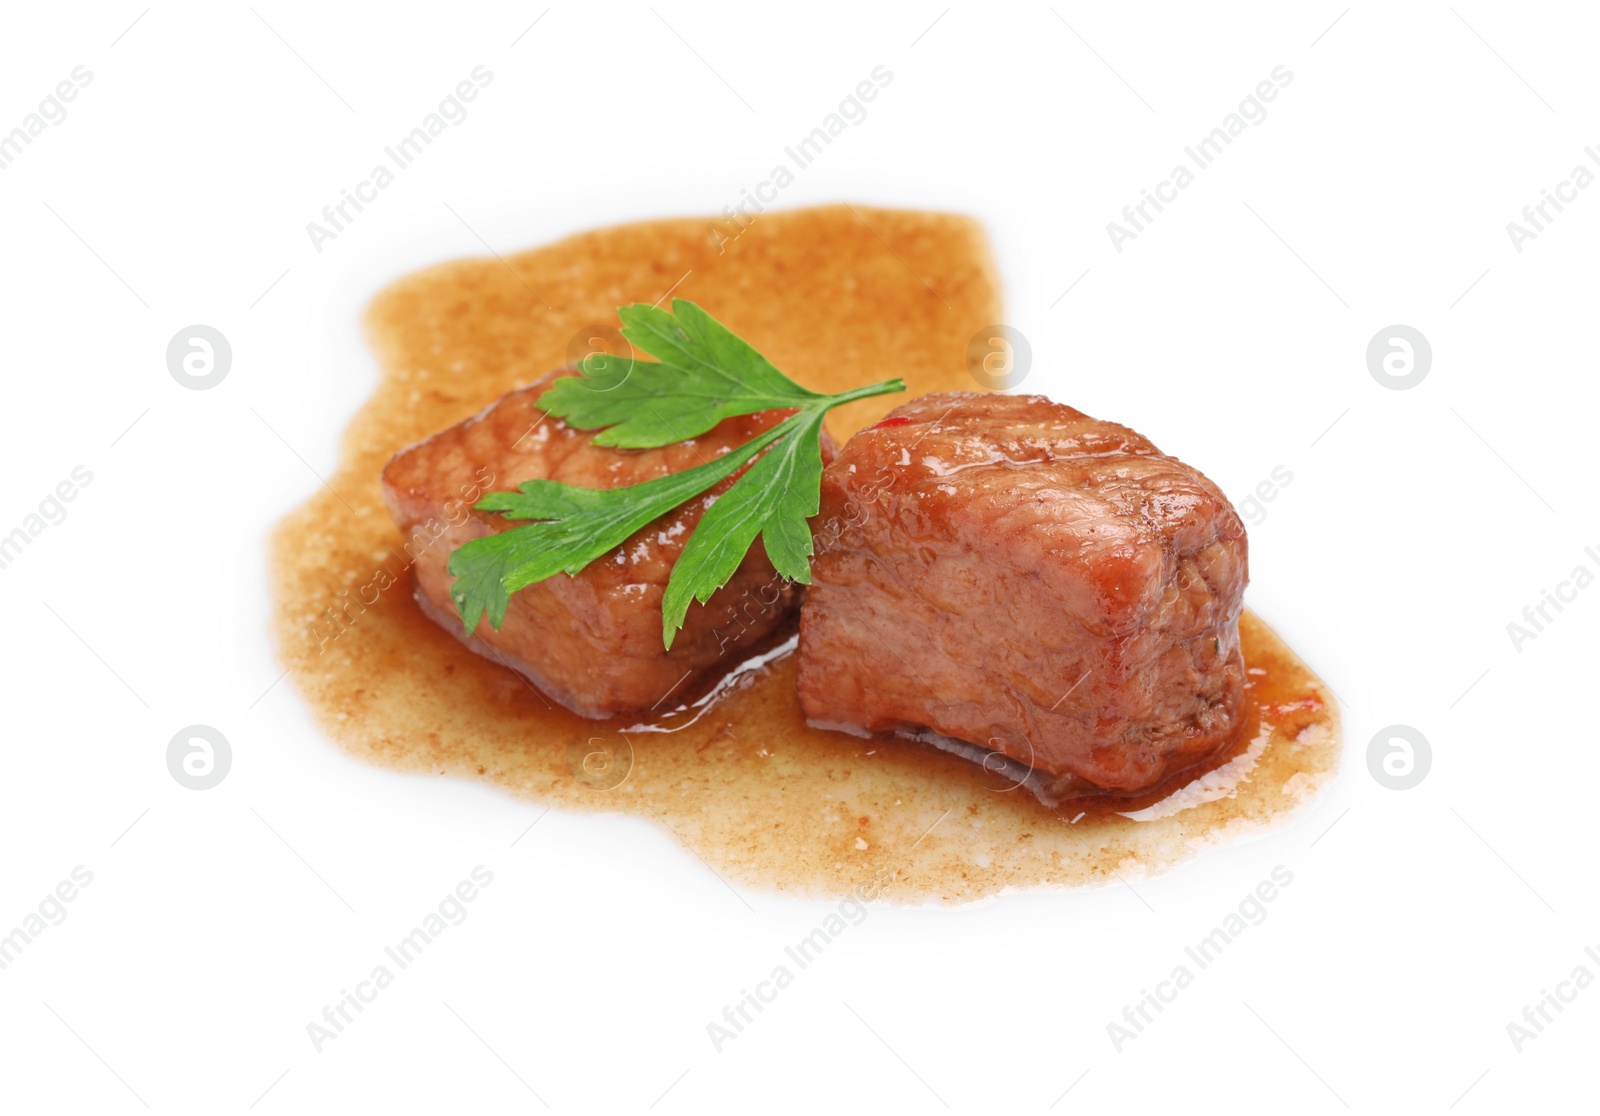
{"left": 796, "top": 392, "right": 1248, "bottom": 796}
{"left": 382, "top": 370, "right": 818, "bottom": 718}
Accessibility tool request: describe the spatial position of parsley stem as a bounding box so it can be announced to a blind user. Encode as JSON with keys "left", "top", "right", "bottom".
{"left": 823, "top": 378, "right": 907, "bottom": 409}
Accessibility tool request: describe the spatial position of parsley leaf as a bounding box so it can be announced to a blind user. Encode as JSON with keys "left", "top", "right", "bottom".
{"left": 660, "top": 407, "right": 828, "bottom": 646}
{"left": 536, "top": 300, "right": 825, "bottom": 448}
{"left": 446, "top": 424, "right": 783, "bottom": 635}
{"left": 447, "top": 301, "right": 904, "bottom": 648}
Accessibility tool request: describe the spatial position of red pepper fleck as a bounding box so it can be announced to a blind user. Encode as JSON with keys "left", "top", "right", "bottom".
{"left": 871, "top": 416, "right": 914, "bottom": 429}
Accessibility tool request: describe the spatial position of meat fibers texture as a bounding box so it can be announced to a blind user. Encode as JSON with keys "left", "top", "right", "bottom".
{"left": 796, "top": 392, "right": 1248, "bottom": 797}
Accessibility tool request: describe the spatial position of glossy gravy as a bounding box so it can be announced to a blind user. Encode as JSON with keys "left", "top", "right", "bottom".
{"left": 269, "top": 205, "right": 1341, "bottom": 904}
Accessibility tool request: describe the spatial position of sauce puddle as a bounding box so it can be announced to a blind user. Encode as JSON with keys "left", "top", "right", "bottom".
{"left": 269, "top": 205, "right": 1341, "bottom": 904}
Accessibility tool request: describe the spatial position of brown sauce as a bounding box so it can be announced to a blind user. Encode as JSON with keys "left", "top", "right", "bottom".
{"left": 268, "top": 205, "right": 1342, "bottom": 904}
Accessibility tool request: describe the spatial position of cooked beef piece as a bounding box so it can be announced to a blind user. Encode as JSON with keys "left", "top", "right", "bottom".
{"left": 382, "top": 370, "right": 823, "bottom": 718}
{"left": 796, "top": 392, "right": 1248, "bottom": 797}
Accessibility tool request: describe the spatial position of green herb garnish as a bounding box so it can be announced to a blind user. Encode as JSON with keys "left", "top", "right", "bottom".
{"left": 447, "top": 300, "right": 904, "bottom": 648}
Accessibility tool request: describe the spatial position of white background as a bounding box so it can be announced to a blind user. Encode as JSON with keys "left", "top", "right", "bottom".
{"left": 0, "top": 2, "right": 1594, "bottom": 1112}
